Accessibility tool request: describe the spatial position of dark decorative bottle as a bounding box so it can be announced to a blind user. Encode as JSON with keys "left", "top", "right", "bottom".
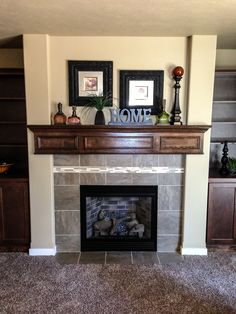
{"left": 95, "top": 110, "right": 105, "bottom": 125}
{"left": 219, "top": 141, "right": 230, "bottom": 176}
{"left": 53, "top": 103, "right": 67, "bottom": 125}
{"left": 67, "top": 106, "right": 81, "bottom": 125}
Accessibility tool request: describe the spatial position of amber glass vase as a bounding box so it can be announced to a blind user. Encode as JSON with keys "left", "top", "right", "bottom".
{"left": 54, "top": 103, "right": 67, "bottom": 125}
{"left": 67, "top": 106, "right": 81, "bottom": 125}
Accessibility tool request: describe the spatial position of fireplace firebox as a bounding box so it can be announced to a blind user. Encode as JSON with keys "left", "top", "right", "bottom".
{"left": 80, "top": 185, "right": 157, "bottom": 251}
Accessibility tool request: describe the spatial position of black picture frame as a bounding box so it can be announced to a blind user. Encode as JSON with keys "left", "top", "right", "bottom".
{"left": 68, "top": 60, "right": 113, "bottom": 106}
{"left": 119, "top": 70, "right": 164, "bottom": 115}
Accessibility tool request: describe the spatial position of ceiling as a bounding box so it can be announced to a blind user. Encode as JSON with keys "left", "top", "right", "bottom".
{"left": 0, "top": 0, "right": 236, "bottom": 48}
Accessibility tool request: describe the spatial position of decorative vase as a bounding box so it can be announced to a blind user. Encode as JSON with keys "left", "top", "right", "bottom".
{"left": 156, "top": 100, "right": 170, "bottom": 124}
{"left": 95, "top": 110, "right": 105, "bottom": 125}
{"left": 53, "top": 103, "right": 67, "bottom": 125}
{"left": 67, "top": 106, "right": 81, "bottom": 125}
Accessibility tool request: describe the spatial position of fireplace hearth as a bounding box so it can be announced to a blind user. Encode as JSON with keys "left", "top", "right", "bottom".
{"left": 80, "top": 185, "right": 158, "bottom": 251}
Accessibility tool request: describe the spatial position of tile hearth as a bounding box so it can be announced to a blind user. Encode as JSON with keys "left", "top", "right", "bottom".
{"left": 54, "top": 154, "right": 184, "bottom": 253}
{"left": 56, "top": 252, "right": 184, "bottom": 265}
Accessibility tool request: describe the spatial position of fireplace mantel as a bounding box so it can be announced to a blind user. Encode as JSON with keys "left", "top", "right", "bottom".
{"left": 28, "top": 125, "right": 210, "bottom": 154}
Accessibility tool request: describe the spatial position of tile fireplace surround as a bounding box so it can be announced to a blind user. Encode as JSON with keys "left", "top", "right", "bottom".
{"left": 54, "top": 154, "right": 184, "bottom": 253}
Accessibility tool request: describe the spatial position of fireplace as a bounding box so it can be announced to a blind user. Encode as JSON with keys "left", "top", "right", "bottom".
{"left": 54, "top": 154, "right": 184, "bottom": 253}
{"left": 80, "top": 185, "right": 158, "bottom": 251}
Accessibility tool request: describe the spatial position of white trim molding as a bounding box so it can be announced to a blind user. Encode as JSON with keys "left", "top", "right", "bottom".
{"left": 181, "top": 247, "right": 208, "bottom": 256}
{"left": 29, "top": 246, "right": 57, "bottom": 256}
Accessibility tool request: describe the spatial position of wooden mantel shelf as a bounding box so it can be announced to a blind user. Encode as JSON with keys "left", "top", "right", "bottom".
{"left": 28, "top": 125, "right": 210, "bottom": 155}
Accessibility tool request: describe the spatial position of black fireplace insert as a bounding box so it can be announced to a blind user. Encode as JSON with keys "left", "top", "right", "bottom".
{"left": 80, "top": 185, "right": 157, "bottom": 251}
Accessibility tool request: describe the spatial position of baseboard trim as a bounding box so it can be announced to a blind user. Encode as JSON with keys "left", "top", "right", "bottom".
{"left": 181, "top": 247, "right": 208, "bottom": 256}
{"left": 29, "top": 247, "right": 57, "bottom": 256}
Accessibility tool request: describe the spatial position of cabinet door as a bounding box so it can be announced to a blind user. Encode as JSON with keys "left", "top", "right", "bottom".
{"left": 0, "top": 181, "right": 30, "bottom": 247}
{"left": 207, "top": 183, "right": 236, "bottom": 245}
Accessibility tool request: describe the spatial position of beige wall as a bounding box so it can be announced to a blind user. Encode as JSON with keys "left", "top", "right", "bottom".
{"left": 50, "top": 36, "right": 187, "bottom": 123}
{"left": 0, "top": 49, "right": 23, "bottom": 68}
{"left": 24, "top": 35, "right": 55, "bottom": 251}
{"left": 182, "top": 36, "right": 217, "bottom": 254}
{"left": 216, "top": 49, "right": 236, "bottom": 68}
{"left": 23, "top": 34, "right": 216, "bottom": 254}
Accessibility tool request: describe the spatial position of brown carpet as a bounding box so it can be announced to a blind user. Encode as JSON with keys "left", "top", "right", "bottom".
{"left": 0, "top": 253, "right": 235, "bottom": 314}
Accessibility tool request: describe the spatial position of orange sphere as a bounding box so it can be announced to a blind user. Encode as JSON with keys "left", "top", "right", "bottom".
{"left": 173, "top": 66, "right": 184, "bottom": 77}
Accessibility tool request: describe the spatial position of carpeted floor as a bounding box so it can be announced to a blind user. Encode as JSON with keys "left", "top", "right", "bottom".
{"left": 0, "top": 253, "right": 236, "bottom": 314}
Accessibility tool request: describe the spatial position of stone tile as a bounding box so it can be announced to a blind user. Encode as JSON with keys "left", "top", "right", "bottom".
{"left": 55, "top": 210, "right": 80, "bottom": 234}
{"left": 106, "top": 155, "right": 133, "bottom": 167}
{"left": 56, "top": 253, "right": 80, "bottom": 264}
{"left": 159, "top": 155, "right": 185, "bottom": 168}
{"left": 158, "top": 185, "right": 183, "bottom": 211}
{"left": 106, "top": 173, "right": 132, "bottom": 185}
{"left": 157, "top": 235, "right": 181, "bottom": 252}
{"left": 56, "top": 235, "right": 80, "bottom": 252}
{"left": 54, "top": 155, "right": 80, "bottom": 166}
{"left": 157, "top": 210, "right": 183, "bottom": 235}
{"left": 80, "top": 154, "right": 106, "bottom": 166}
{"left": 54, "top": 186, "right": 80, "bottom": 211}
{"left": 106, "top": 252, "right": 132, "bottom": 264}
{"left": 54, "top": 173, "right": 80, "bottom": 185}
{"left": 158, "top": 252, "right": 184, "bottom": 265}
{"left": 132, "top": 173, "right": 158, "bottom": 185}
{"left": 79, "top": 252, "right": 105, "bottom": 264}
{"left": 133, "top": 155, "right": 159, "bottom": 167}
{"left": 80, "top": 173, "right": 106, "bottom": 185}
{"left": 158, "top": 173, "right": 184, "bottom": 185}
{"left": 132, "top": 252, "right": 159, "bottom": 265}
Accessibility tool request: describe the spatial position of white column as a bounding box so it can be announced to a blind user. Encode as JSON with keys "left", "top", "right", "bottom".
{"left": 181, "top": 35, "right": 217, "bottom": 255}
{"left": 24, "top": 34, "right": 56, "bottom": 255}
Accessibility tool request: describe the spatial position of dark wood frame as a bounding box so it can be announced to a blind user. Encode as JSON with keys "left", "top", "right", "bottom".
{"left": 68, "top": 60, "right": 113, "bottom": 106}
{"left": 120, "top": 70, "right": 164, "bottom": 115}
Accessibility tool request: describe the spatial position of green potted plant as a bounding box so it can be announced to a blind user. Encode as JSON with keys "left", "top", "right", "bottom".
{"left": 83, "top": 94, "right": 112, "bottom": 125}
{"left": 228, "top": 157, "right": 236, "bottom": 175}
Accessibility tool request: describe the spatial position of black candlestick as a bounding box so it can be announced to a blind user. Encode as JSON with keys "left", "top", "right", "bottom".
{"left": 219, "top": 141, "right": 229, "bottom": 176}
{"left": 170, "top": 66, "right": 184, "bottom": 125}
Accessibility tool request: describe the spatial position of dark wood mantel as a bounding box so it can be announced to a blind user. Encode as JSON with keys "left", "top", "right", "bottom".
{"left": 28, "top": 125, "right": 210, "bottom": 154}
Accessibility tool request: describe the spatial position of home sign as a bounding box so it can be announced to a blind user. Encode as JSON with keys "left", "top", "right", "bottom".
{"left": 108, "top": 108, "right": 153, "bottom": 125}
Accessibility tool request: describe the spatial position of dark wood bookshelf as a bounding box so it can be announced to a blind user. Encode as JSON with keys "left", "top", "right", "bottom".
{"left": 0, "top": 68, "right": 30, "bottom": 252}
{"left": 207, "top": 70, "right": 236, "bottom": 249}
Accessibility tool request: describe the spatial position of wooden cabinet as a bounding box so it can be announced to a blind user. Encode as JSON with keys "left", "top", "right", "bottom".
{"left": 0, "top": 178, "right": 30, "bottom": 251}
{"left": 0, "top": 69, "right": 30, "bottom": 251}
{"left": 207, "top": 70, "right": 236, "bottom": 249}
{"left": 207, "top": 177, "right": 236, "bottom": 248}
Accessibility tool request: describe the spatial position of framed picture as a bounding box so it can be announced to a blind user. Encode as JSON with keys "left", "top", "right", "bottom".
{"left": 68, "top": 61, "right": 113, "bottom": 106}
{"left": 120, "top": 70, "right": 164, "bottom": 115}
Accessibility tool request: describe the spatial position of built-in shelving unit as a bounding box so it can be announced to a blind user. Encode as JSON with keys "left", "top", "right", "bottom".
{"left": 210, "top": 70, "right": 236, "bottom": 165}
{"left": 0, "top": 69, "right": 30, "bottom": 252}
{"left": 207, "top": 70, "right": 236, "bottom": 249}
{"left": 0, "top": 69, "right": 28, "bottom": 176}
